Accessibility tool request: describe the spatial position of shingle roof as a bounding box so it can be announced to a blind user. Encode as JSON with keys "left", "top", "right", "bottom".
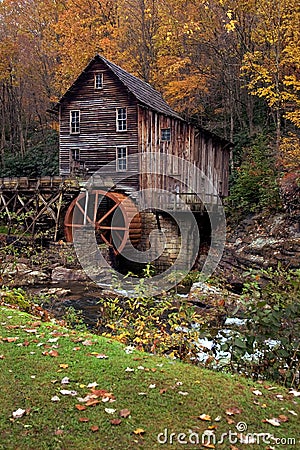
{"left": 99, "top": 55, "right": 183, "bottom": 120}
{"left": 58, "top": 54, "right": 183, "bottom": 120}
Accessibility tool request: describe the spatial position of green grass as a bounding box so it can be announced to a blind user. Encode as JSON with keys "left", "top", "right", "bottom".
{"left": 0, "top": 306, "right": 299, "bottom": 450}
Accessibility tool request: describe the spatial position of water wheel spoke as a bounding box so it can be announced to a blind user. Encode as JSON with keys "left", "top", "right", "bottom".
{"left": 99, "top": 232, "right": 112, "bottom": 246}
{"left": 114, "top": 230, "right": 124, "bottom": 242}
{"left": 64, "top": 190, "right": 141, "bottom": 254}
{"left": 97, "top": 202, "right": 120, "bottom": 225}
{"left": 99, "top": 226, "right": 127, "bottom": 231}
{"left": 75, "top": 201, "right": 94, "bottom": 224}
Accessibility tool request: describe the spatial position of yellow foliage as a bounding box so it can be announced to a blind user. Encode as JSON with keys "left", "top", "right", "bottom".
{"left": 279, "top": 134, "right": 300, "bottom": 171}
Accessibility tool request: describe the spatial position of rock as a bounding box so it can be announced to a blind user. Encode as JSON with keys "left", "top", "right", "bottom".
{"left": 38, "top": 287, "right": 71, "bottom": 297}
{"left": 188, "top": 281, "right": 242, "bottom": 317}
{"left": 51, "top": 266, "right": 89, "bottom": 282}
{"left": 2, "top": 263, "right": 49, "bottom": 286}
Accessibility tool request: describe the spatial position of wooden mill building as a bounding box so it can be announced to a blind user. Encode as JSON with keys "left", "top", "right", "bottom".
{"left": 58, "top": 54, "right": 230, "bottom": 194}
{"left": 55, "top": 54, "right": 232, "bottom": 269}
{"left": 0, "top": 54, "right": 231, "bottom": 272}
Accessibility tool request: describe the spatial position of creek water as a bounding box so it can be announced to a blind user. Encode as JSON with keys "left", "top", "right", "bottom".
{"left": 28, "top": 281, "right": 107, "bottom": 327}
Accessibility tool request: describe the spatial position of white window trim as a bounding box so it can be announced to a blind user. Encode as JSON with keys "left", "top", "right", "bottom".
{"left": 70, "top": 110, "right": 80, "bottom": 134}
{"left": 94, "top": 72, "right": 103, "bottom": 89}
{"left": 116, "top": 146, "right": 128, "bottom": 172}
{"left": 116, "top": 107, "right": 127, "bottom": 132}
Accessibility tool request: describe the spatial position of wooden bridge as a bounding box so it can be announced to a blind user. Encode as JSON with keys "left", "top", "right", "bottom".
{"left": 0, "top": 176, "right": 80, "bottom": 241}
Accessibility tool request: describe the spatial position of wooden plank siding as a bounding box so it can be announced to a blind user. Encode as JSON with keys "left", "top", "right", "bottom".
{"left": 59, "top": 60, "right": 139, "bottom": 189}
{"left": 138, "top": 106, "right": 230, "bottom": 209}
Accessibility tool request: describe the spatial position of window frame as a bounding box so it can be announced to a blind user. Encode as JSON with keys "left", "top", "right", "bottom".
{"left": 116, "top": 107, "right": 127, "bottom": 132}
{"left": 94, "top": 72, "right": 103, "bottom": 89}
{"left": 161, "top": 127, "right": 171, "bottom": 142}
{"left": 116, "top": 146, "right": 128, "bottom": 172}
{"left": 70, "top": 110, "right": 80, "bottom": 134}
{"left": 71, "top": 148, "right": 80, "bottom": 162}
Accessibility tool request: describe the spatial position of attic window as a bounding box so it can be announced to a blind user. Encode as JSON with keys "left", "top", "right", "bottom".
{"left": 161, "top": 128, "right": 171, "bottom": 141}
{"left": 70, "top": 110, "right": 80, "bottom": 134}
{"left": 116, "top": 107, "right": 127, "bottom": 131}
{"left": 94, "top": 73, "right": 103, "bottom": 89}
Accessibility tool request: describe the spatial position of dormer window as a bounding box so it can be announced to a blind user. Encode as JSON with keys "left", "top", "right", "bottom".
{"left": 94, "top": 73, "right": 103, "bottom": 89}
{"left": 70, "top": 110, "right": 80, "bottom": 134}
{"left": 116, "top": 107, "right": 127, "bottom": 131}
{"left": 161, "top": 128, "right": 171, "bottom": 142}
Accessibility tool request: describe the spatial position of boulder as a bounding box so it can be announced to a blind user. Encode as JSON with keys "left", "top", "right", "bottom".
{"left": 51, "top": 266, "right": 89, "bottom": 282}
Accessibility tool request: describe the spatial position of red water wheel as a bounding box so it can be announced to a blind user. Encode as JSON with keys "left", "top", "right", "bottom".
{"left": 64, "top": 190, "right": 141, "bottom": 254}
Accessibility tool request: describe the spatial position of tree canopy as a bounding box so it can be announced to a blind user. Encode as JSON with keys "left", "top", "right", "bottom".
{"left": 0, "top": 0, "right": 299, "bottom": 200}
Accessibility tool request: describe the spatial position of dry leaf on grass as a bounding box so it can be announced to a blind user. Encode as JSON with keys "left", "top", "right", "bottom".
{"left": 110, "top": 419, "right": 122, "bottom": 425}
{"left": 119, "top": 409, "right": 130, "bottom": 418}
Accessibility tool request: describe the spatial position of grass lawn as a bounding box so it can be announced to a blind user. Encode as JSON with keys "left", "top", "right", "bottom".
{"left": 0, "top": 305, "right": 299, "bottom": 449}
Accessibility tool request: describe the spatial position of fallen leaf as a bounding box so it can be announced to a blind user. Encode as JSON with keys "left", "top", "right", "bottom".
{"left": 225, "top": 407, "right": 242, "bottom": 415}
{"left": 226, "top": 417, "right": 235, "bottom": 425}
{"left": 75, "top": 404, "right": 87, "bottom": 411}
{"left": 78, "top": 417, "right": 89, "bottom": 422}
{"left": 178, "top": 391, "right": 189, "bottom": 396}
{"left": 105, "top": 408, "right": 116, "bottom": 414}
{"left": 148, "top": 384, "right": 156, "bottom": 389}
{"left": 0, "top": 355, "right": 4, "bottom": 359}
{"left": 290, "top": 389, "right": 300, "bottom": 397}
{"left": 54, "top": 429, "right": 64, "bottom": 435}
{"left": 263, "top": 418, "right": 281, "bottom": 427}
{"left": 202, "top": 443, "right": 215, "bottom": 449}
{"left": 86, "top": 399, "right": 100, "bottom": 407}
{"left": 61, "top": 377, "right": 70, "bottom": 384}
{"left": 82, "top": 340, "right": 94, "bottom": 346}
{"left": 3, "top": 337, "right": 18, "bottom": 342}
{"left": 199, "top": 414, "right": 211, "bottom": 421}
{"left": 252, "top": 390, "right": 263, "bottom": 396}
{"left": 90, "top": 425, "right": 99, "bottom": 432}
{"left": 110, "top": 419, "right": 122, "bottom": 425}
{"left": 12, "top": 408, "right": 26, "bottom": 419}
{"left": 60, "top": 390, "right": 78, "bottom": 396}
{"left": 119, "top": 409, "right": 130, "bottom": 418}
{"left": 51, "top": 396, "right": 60, "bottom": 402}
{"left": 288, "top": 410, "right": 298, "bottom": 416}
{"left": 59, "top": 364, "right": 69, "bottom": 369}
{"left": 160, "top": 388, "right": 167, "bottom": 394}
{"left": 278, "top": 415, "right": 289, "bottom": 423}
{"left": 133, "top": 428, "right": 145, "bottom": 435}
{"left": 87, "top": 382, "right": 98, "bottom": 388}
{"left": 125, "top": 367, "right": 134, "bottom": 372}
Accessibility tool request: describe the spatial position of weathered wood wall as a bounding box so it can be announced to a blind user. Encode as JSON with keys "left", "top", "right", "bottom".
{"left": 59, "top": 60, "right": 139, "bottom": 189}
{"left": 138, "top": 106, "right": 230, "bottom": 209}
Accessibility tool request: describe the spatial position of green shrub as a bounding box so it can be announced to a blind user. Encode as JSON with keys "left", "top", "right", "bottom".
{"left": 228, "top": 133, "right": 281, "bottom": 220}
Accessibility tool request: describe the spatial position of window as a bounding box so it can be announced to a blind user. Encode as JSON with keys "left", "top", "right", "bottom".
{"left": 94, "top": 73, "right": 103, "bottom": 89}
{"left": 116, "top": 147, "right": 127, "bottom": 171}
{"left": 71, "top": 148, "right": 80, "bottom": 161}
{"left": 70, "top": 110, "right": 80, "bottom": 134}
{"left": 116, "top": 107, "right": 127, "bottom": 131}
{"left": 161, "top": 128, "right": 171, "bottom": 141}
